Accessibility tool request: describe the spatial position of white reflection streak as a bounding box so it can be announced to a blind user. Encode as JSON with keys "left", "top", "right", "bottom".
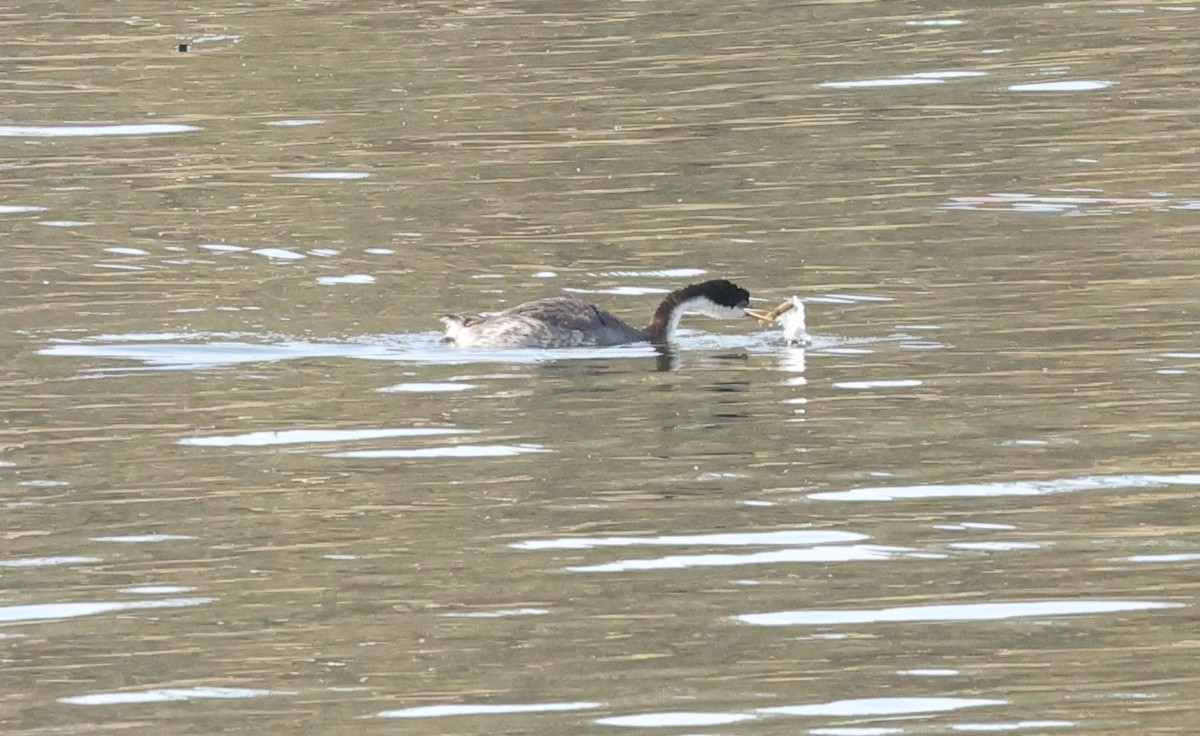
{"left": 328, "top": 444, "right": 549, "bottom": 459}
{"left": 441, "top": 608, "right": 550, "bottom": 618}
{"left": 810, "top": 473, "right": 1200, "bottom": 502}
{"left": 1008, "top": 80, "right": 1113, "bottom": 92}
{"left": 597, "top": 712, "right": 758, "bottom": 727}
{"left": 180, "top": 428, "right": 471, "bottom": 447}
{"left": 567, "top": 545, "right": 932, "bottom": 573}
{"left": 736, "top": 599, "right": 1183, "bottom": 626}
{"left": 821, "top": 71, "right": 985, "bottom": 88}
{"left": 599, "top": 696, "right": 1003, "bottom": 728}
{"left": 952, "top": 720, "right": 1076, "bottom": 731}
{"left": 0, "top": 556, "right": 101, "bottom": 568}
{"left": 91, "top": 534, "right": 195, "bottom": 543}
{"left": 757, "top": 696, "right": 1005, "bottom": 717}
{"left": 379, "top": 701, "right": 603, "bottom": 719}
{"left": 512, "top": 530, "right": 868, "bottom": 550}
{"left": 0, "top": 123, "right": 199, "bottom": 137}
{"left": 0, "top": 597, "right": 213, "bottom": 624}
{"left": 61, "top": 686, "right": 278, "bottom": 706}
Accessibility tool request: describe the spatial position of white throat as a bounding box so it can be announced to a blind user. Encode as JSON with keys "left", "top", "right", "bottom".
{"left": 663, "top": 295, "right": 743, "bottom": 336}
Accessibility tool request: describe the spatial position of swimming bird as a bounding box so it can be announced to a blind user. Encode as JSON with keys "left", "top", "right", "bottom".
{"left": 440, "top": 279, "right": 752, "bottom": 348}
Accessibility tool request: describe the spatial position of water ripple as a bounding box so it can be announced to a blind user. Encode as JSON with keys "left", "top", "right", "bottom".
{"left": 736, "top": 599, "right": 1183, "bottom": 626}
{"left": 600, "top": 697, "right": 1004, "bottom": 728}
{"left": 512, "top": 529, "right": 867, "bottom": 550}
{"left": 811, "top": 473, "right": 1200, "bottom": 502}
{"left": 566, "top": 544, "right": 938, "bottom": 573}
{"left": 179, "top": 428, "right": 472, "bottom": 447}
{"left": 0, "top": 556, "right": 101, "bottom": 568}
{"left": 328, "top": 444, "right": 550, "bottom": 459}
{"left": 1008, "top": 80, "right": 1113, "bottom": 92}
{"left": 379, "top": 701, "right": 603, "bottom": 719}
{"left": 0, "top": 597, "right": 213, "bottom": 624}
{"left": 0, "top": 123, "right": 199, "bottom": 137}
{"left": 61, "top": 686, "right": 281, "bottom": 706}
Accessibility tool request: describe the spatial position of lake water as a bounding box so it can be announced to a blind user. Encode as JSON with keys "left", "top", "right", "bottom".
{"left": 3, "top": 1, "right": 1199, "bottom": 733}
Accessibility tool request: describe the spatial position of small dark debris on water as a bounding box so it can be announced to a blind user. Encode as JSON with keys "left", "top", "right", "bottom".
{"left": 178, "top": 43, "right": 189, "bottom": 52}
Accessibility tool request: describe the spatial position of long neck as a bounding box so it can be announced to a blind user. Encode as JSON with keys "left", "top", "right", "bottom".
{"left": 645, "top": 285, "right": 709, "bottom": 342}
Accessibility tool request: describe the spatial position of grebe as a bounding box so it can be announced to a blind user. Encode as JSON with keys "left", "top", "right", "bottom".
{"left": 441, "top": 279, "right": 751, "bottom": 348}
